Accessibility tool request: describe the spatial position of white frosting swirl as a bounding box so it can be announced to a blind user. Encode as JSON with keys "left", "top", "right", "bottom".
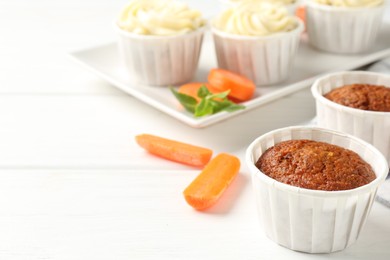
{"left": 117, "top": 0, "right": 205, "bottom": 36}
{"left": 213, "top": 2, "right": 297, "bottom": 36}
{"left": 227, "top": 0, "right": 296, "bottom": 5}
{"left": 314, "top": 0, "right": 383, "bottom": 7}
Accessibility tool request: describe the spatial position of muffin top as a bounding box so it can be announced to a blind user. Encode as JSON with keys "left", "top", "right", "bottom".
{"left": 117, "top": 0, "right": 205, "bottom": 36}
{"left": 255, "top": 139, "right": 376, "bottom": 191}
{"left": 213, "top": 1, "right": 297, "bottom": 36}
{"left": 324, "top": 84, "right": 390, "bottom": 112}
{"left": 314, "top": 0, "right": 383, "bottom": 7}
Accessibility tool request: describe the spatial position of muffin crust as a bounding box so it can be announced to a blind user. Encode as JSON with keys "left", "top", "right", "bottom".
{"left": 325, "top": 84, "right": 390, "bottom": 112}
{"left": 255, "top": 139, "right": 376, "bottom": 191}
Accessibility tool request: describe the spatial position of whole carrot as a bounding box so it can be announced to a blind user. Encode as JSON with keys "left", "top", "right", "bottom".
{"left": 135, "top": 134, "right": 213, "bottom": 167}
{"left": 183, "top": 153, "right": 240, "bottom": 210}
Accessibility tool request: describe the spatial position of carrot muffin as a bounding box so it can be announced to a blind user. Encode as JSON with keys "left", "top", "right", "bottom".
{"left": 324, "top": 84, "right": 390, "bottom": 112}
{"left": 255, "top": 139, "right": 376, "bottom": 191}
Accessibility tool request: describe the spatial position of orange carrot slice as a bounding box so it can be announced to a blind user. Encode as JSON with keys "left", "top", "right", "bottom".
{"left": 183, "top": 153, "right": 240, "bottom": 210}
{"left": 135, "top": 134, "right": 213, "bottom": 167}
{"left": 208, "top": 68, "right": 255, "bottom": 102}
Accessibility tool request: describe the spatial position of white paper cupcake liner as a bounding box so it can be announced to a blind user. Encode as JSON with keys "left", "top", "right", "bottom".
{"left": 211, "top": 19, "right": 304, "bottom": 86}
{"left": 311, "top": 71, "right": 390, "bottom": 164}
{"left": 306, "top": 2, "right": 384, "bottom": 54}
{"left": 246, "top": 126, "right": 388, "bottom": 253}
{"left": 114, "top": 24, "right": 205, "bottom": 86}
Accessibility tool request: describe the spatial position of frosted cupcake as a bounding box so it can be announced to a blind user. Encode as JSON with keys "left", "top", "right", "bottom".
{"left": 219, "top": 0, "right": 300, "bottom": 15}
{"left": 306, "top": 0, "right": 385, "bottom": 54}
{"left": 211, "top": 1, "right": 304, "bottom": 86}
{"left": 114, "top": 0, "right": 206, "bottom": 86}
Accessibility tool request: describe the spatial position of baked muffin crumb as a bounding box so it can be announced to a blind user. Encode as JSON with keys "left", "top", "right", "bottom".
{"left": 325, "top": 84, "right": 390, "bottom": 112}
{"left": 256, "top": 140, "right": 376, "bottom": 191}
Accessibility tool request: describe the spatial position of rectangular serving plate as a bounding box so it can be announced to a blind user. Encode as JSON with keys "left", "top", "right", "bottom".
{"left": 70, "top": 22, "right": 390, "bottom": 128}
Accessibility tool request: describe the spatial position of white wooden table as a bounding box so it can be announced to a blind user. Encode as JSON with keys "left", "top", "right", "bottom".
{"left": 1, "top": 1, "right": 389, "bottom": 259}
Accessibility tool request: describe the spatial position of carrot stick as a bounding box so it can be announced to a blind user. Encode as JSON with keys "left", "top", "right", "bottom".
{"left": 183, "top": 153, "right": 240, "bottom": 210}
{"left": 208, "top": 68, "right": 255, "bottom": 102}
{"left": 135, "top": 134, "right": 213, "bottom": 167}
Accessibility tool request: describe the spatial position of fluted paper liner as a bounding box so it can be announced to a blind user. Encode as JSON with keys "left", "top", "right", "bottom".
{"left": 211, "top": 19, "right": 304, "bottom": 86}
{"left": 306, "top": 2, "right": 384, "bottom": 54}
{"left": 311, "top": 71, "right": 390, "bottom": 164}
{"left": 246, "top": 126, "right": 388, "bottom": 253}
{"left": 114, "top": 24, "right": 205, "bottom": 86}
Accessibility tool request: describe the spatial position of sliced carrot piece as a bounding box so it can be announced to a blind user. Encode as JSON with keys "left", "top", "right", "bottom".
{"left": 135, "top": 134, "right": 212, "bottom": 167}
{"left": 183, "top": 153, "right": 240, "bottom": 210}
{"left": 208, "top": 68, "right": 255, "bottom": 102}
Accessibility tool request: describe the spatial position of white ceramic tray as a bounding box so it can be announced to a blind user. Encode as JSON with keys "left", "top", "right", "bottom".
{"left": 70, "top": 22, "right": 390, "bottom": 128}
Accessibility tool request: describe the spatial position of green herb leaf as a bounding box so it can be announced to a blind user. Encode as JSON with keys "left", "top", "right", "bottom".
{"left": 171, "top": 86, "right": 246, "bottom": 117}
{"left": 194, "top": 98, "right": 213, "bottom": 117}
{"left": 170, "top": 87, "right": 197, "bottom": 114}
{"left": 209, "top": 99, "right": 231, "bottom": 113}
{"left": 197, "top": 85, "right": 211, "bottom": 98}
{"left": 221, "top": 102, "right": 246, "bottom": 112}
{"left": 210, "top": 99, "right": 245, "bottom": 113}
{"left": 207, "top": 90, "right": 230, "bottom": 100}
